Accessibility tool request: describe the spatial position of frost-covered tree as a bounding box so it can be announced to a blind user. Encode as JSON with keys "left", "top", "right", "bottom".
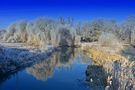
{"left": 121, "top": 16, "right": 135, "bottom": 44}
{"left": 0, "top": 29, "right": 6, "bottom": 40}
{"left": 26, "top": 17, "right": 57, "bottom": 47}
{"left": 81, "top": 19, "right": 119, "bottom": 42}
{"left": 3, "top": 20, "right": 28, "bottom": 43}
{"left": 3, "top": 17, "right": 79, "bottom": 48}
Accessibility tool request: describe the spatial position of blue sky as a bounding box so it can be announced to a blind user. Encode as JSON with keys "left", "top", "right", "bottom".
{"left": 0, "top": 0, "right": 135, "bottom": 29}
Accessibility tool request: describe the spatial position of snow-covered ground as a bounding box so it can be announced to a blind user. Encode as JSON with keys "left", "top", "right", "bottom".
{"left": 0, "top": 41, "right": 59, "bottom": 74}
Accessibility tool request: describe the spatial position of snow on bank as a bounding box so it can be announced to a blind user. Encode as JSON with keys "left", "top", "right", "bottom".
{"left": 0, "top": 42, "right": 59, "bottom": 74}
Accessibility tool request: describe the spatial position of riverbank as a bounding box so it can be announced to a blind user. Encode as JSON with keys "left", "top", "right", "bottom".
{"left": 82, "top": 45, "right": 135, "bottom": 90}
{"left": 0, "top": 42, "right": 60, "bottom": 75}
{"left": 0, "top": 42, "right": 129, "bottom": 74}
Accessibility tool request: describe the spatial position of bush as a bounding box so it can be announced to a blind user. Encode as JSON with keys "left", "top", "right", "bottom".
{"left": 3, "top": 20, "right": 28, "bottom": 43}
{"left": 98, "top": 32, "right": 120, "bottom": 47}
{"left": 97, "top": 32, "right": 123, "bottom": 53}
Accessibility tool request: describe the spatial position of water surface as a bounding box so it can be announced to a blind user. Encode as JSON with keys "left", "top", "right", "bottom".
{"left": 0, "top": 47, "right": 91, "bottom": 90}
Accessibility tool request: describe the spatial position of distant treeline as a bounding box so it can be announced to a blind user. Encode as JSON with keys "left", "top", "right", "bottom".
{"left": 2, "top": 16, "right": 135, "bottom": 47}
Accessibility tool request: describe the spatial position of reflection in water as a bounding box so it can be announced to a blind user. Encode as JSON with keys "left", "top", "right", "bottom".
{"left": 86, "top": 65, "right": 107, "bottom": 89}
{"left": 27, "top": 56, "right": 56, "bottom": 80}
{"left": 27, "top": 47, "right": 88, "bottom": 81}
{"left": 0, "top": 47, "right": 91, "bottom": 90}
{"left": 86, "top": 59, "right": 135, "bottom": 90}
{"left": 83, "top": 47, "right": 135, "bottom": 90}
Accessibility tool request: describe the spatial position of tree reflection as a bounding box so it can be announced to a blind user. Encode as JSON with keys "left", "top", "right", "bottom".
{"left": 26, "top": 47, "right": 82, "bottom": 81}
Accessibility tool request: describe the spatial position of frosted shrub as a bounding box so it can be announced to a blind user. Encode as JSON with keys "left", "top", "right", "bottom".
{"left": 3, "top": 20, "right": 28, "bottom": 43}
{"left": 26, "top": 21, "right": 45, "bottom": 47}
{"left": 16, "top": 20, "right": 28, "bottom": 42}
{"left": 26, "top": 18, "right": 59, "bottom": 47}
{"left": 3, "top": 23, "right": 16, "bottom": 42}
{"left": 98, "top": 32, "right": 120, "bottom": 47}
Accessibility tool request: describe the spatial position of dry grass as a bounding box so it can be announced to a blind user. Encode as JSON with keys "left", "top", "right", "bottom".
{"left": 83, "top": 46, "right": 135, "bottom": 90}
{"left": 83, "top": 47, "right": 129, "bottom": 65}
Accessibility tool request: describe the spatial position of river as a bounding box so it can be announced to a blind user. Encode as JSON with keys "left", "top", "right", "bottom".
{"left": 0, "top": 47, "right": 91, "bottom": 90}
